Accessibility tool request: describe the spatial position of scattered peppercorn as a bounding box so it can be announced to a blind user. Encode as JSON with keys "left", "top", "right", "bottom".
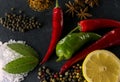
{"left": 0, "top": 8, "right": 42, "bottom": 32}
{"left": 38, "top": 64, "right": 86, "bottom": 82}
{"left": 11, "top": 7, "right": 15, "bottom": 11}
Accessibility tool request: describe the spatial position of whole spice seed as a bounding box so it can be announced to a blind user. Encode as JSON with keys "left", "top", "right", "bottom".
{"left": 38, "top": 64, "right": 86, "bottom": 82}
{"left": 0, "top": 9, "right": 42, "bottom": 32}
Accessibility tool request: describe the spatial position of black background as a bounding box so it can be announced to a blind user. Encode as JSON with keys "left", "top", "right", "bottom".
{"left": 0, "top": 0, "right": 120, "bottom": 82}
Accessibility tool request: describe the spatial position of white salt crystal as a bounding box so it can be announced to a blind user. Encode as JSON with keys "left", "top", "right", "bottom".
{"left": 0, "top": 40, "right": 28, "bottom": 82}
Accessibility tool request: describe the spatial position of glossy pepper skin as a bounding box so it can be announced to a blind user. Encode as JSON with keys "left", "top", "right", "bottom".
{"left": 79, "top": 18, "right": 120, "bottom": 32}
{"left": 56, "top": 32, "right": 101, "bottom": 62}
{"left": 40, "top": 0, "right": 63, "bottom": 64}
{"left": 60, "top": 27, "right": 120, "bottom": 74}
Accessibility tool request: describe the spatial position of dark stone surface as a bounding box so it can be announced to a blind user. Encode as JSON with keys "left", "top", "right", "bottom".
{"left": 0, "top": 0, "right": 120, "bottom": 82}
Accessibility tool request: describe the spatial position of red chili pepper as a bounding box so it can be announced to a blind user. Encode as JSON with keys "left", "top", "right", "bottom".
{"left": 78, "top": 18, "right": 120, "bottom": 32}
{"left": 60, "top": 27, "right": 120, "bottom": 74}
{"left": 40, "top": 0, "right": 63, "bottom": 64}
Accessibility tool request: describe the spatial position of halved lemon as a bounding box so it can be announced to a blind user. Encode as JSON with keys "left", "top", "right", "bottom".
{"left": 82, "top": 50, "right": 120, "bottom": 82}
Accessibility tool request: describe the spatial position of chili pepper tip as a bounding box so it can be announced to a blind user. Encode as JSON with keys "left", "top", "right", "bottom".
{"left": 59, "top": 67, "right": 66, "bottom": 74}
{"left": 40, "top": 60, "right": 45, "bottom": 65}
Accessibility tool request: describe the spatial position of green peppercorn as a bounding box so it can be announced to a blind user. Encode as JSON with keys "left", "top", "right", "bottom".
{"left": 59, "top": 77, "right": 63, "bottom": 81}
{"left": 59, "top": 74, "right": 63, "bottom": 78}
{"left": 5, "top": 13, "right": 8, "bottom": 16}
{"left": 11, "top": 28, "right": 15, "bottom": 31}
{"left": 6, "top": 26, "right": 9, "bottom": 29}
{"left": 3, "top": 24, "right": 6, "bottom": 27}
{"left": 19, "top": 10, "right": 23, "bottom": 14}
{"left": 42, "top": 66, "right": 46, "bottom": 69}
{"left": 68, "top": 78, "right": 71, "bottom": 81}
{"left": 0, "top": 18, "right": 3, "bottom": 24}
{"left": 37, "top": 76, "right": 40, "bottom": 79}
{"left": 36, "top": 26, "right": 39, "bottom": 28}
{"left": 76, "top": 73, "right": 80, "bottom": 76}
{"left": 31, "top": 16, "right": 35, "bottom": 20}
{"left": 13, "top": 14, "right": 16, "bottom": 17}
{"left": 77, "top": 64, "right": 80, "bottom": 67}
{"left": 65, "top": 72, "right": 68, "bottom": 76}
{"left": 20, "top": 29, "right": 24, "bottom": 32}
{"left": 46, "top": 68, "right": 50, "bottom": 74}
{"left": 38, "top": 71, "right": 42, "bottom": 76}
{"left": 61, "top": 80, "right": 65, "bottom": 82}
{"left": 11, "top": 8, "right": 15, "bottom": 11}
{"left": 50, "top": 78, "right": 56, "bottom": 82}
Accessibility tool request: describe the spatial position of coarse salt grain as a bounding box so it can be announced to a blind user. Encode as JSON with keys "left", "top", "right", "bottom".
{"left": 0, "top": 40, "right": 28, "bottom": 82}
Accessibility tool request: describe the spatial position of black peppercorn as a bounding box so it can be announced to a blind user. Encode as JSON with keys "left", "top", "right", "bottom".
{"left": 0, "top": 9, "right": 42, "bottom": 32}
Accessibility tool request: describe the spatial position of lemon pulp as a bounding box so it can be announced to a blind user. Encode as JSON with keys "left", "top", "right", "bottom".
{"left": 82, "top": 50, "right": 120, "bottom": 82}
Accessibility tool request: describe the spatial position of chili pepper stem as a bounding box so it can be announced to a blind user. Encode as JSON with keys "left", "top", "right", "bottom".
{"left": 68, "top": 25, "right": 80, "bottom": 34}
{"left": 56, "top": 56, "right": 64, "bottom": 62}
{"left": 56, "top": 0, "right": 59, "bottom": 8}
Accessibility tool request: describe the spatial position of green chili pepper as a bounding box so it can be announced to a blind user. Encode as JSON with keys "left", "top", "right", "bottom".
{"left": 56, "top": 32, "right": 101, "bottom": 62}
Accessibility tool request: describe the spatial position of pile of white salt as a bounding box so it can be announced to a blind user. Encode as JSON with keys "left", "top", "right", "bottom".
{"left": 0, "top": 40, "right": 28, "bottom": 82}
